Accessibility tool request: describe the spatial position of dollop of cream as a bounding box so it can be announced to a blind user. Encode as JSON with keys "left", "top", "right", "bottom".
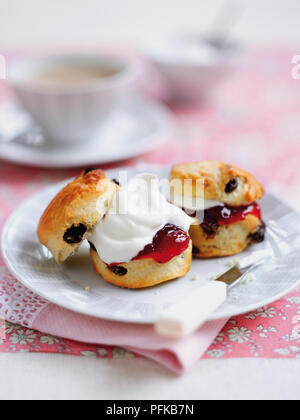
{"left": 89, "top": 173, "right": 194, "bottom": 265}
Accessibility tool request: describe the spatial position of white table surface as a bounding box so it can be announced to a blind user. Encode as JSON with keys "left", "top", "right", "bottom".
{"left": 1, "top": 0, "right": 300, "bottom": 400}
{"left": 0, "top": 354, "right": 299, "bottom": 400}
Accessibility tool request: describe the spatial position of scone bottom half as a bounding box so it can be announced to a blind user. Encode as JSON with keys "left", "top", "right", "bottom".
{"left": 89, "top": 240, "right": 193, "bottom": 289}
{"left": 170, "top": 161, "right": 266, "bottom": 258}
{"left": 37, "top": 169, "right": 119, "bottom": 265}
{"left": 88, "top": 223, "right": 193, "bottom": 289}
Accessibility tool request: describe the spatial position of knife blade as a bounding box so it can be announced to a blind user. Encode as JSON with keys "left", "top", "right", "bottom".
{"left": 215, "top": 265, "right": 244, "bottom": 288}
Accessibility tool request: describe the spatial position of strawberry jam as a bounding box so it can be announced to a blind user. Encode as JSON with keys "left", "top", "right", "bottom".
{"left": 133, "top": 224, "right": 190, "bottom": 264}
{"left": 203, "top": 202, "right": 261, "bottom": 226}
{"left": 107, "top": 224, "right": 190, "bottom": 267}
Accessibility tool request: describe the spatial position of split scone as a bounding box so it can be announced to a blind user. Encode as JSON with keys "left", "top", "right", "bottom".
{"left": 169, "top": 161, "right": 265, "bottom": 258}
{"left": 38, "top": 170, "right": 194, "bottom": 289}
{"left": 89, "top": 173, "right": 194, "bottom": 289}
{"left": 37, "top": 169, "right": 118, "bottom": 264}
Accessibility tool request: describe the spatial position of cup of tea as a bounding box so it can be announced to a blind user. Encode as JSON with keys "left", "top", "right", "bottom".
{"left": 7, "top": 54, "right": 138, "bottom": 144}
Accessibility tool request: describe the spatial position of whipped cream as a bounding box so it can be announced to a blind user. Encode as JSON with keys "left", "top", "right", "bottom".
{"left": 169, "top": 192, "right": 223, "bottom": 212}
{"left": 89, "top": 174, "right": 194, "bottom": 265}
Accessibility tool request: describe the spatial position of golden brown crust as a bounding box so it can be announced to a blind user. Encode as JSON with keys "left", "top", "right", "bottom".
{"left": 190, "top": 215, "right": 264, "bottom": 258}
{"left": 90, "top": 241, "right": 192, "bottom": 289}
{"left": 170, "top": 161, "right": 264, "bottom": 206}
{"left": 37, "top": 169, "right": 118, "bottom": 264}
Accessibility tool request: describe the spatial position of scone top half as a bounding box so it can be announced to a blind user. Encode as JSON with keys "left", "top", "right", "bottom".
{"left": 170, "top": 161, "right": 265, "bottom": 258}
{"left": 170, "top": 161, "right": 264, "bottom": 206}
{"left": 37, "top": 169, "right": 118, "bottom": 264}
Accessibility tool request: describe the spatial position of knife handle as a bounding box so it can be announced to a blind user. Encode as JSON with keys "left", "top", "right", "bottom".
{"left": 155, "top": 281, "right": 227, "bottom": 339}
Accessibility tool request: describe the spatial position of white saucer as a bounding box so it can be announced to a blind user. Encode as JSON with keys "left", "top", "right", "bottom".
{"left": 2, "top": 166, "right": 300, "bottom": 324}
{"left": 0, "top": 97, "right": 173, "bottom": 168}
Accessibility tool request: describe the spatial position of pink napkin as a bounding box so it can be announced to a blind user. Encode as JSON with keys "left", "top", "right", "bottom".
{"left": 32, "top": 304, "right": 227, "bottom": 374}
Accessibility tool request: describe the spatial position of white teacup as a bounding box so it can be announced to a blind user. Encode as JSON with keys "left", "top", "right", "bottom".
{"left": 7, "top": 54, "right": 138, "bottom": 144}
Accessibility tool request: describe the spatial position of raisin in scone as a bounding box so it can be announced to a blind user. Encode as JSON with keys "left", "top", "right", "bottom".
{"left": 170, "top": 161, "right": 265, "bottom": 258}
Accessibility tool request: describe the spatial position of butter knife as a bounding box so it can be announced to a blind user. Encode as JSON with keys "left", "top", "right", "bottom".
{"left": 155, "top": 259, "right": 263, "bottom": 339}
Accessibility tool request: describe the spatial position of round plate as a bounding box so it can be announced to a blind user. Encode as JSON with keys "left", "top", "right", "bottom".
{"left": 2, "top": 166, "right": 300, "bottom": 324}
{"left": 0, "top": 97, "right": 173, "bottom": 168}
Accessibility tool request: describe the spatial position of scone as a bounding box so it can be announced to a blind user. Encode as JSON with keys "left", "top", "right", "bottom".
{"left": 90, "top": 240, "right": 192, "bottom": 289}
{"left": 37, "top": 169, "right": 118, "bottom": 264}
{"left": 170, "top": 161, "right": 265, "bottom": 258}
{"left": 38, "top": 170, "right": 194, "bottom": 289}
{"left": 88, "top": 173, "right": 194, "bottom": 289}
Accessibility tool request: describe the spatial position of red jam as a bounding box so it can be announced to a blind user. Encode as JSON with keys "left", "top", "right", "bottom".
{"left": 203, "top": 202, "right": 261, "bottom": 226}
{"left": 133, "top": 224, "right": 190, "bottom": 264}
{"left": 108, "top": 224, "right": 190, "bottom": 267}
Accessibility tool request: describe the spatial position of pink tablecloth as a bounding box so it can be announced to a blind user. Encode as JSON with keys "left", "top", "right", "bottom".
{"left": 0, "top": 47, "right": 300, "bottom": 368}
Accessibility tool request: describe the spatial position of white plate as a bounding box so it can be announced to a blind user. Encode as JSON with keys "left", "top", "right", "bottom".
{"left": 2, "top": 166, "right": 300, "bottom": 324}
{"left": 0, "top": 97, "right": 173, "bottom": 168}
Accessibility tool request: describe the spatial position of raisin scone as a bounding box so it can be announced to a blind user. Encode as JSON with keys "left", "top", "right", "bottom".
{"left": 88, "top": 173, "right": 194, "bottom": 289}
{"left": 37, "top": 169, "right": 118, "bottom": 264}
{"left": 38, "top": 171, "right": 194, "bottom": 289}
{"left": 170, "top": 161, "right": 265, "bottom": 258}
{"left": 90, "top": 241, "right": 192, "bottom": 289}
